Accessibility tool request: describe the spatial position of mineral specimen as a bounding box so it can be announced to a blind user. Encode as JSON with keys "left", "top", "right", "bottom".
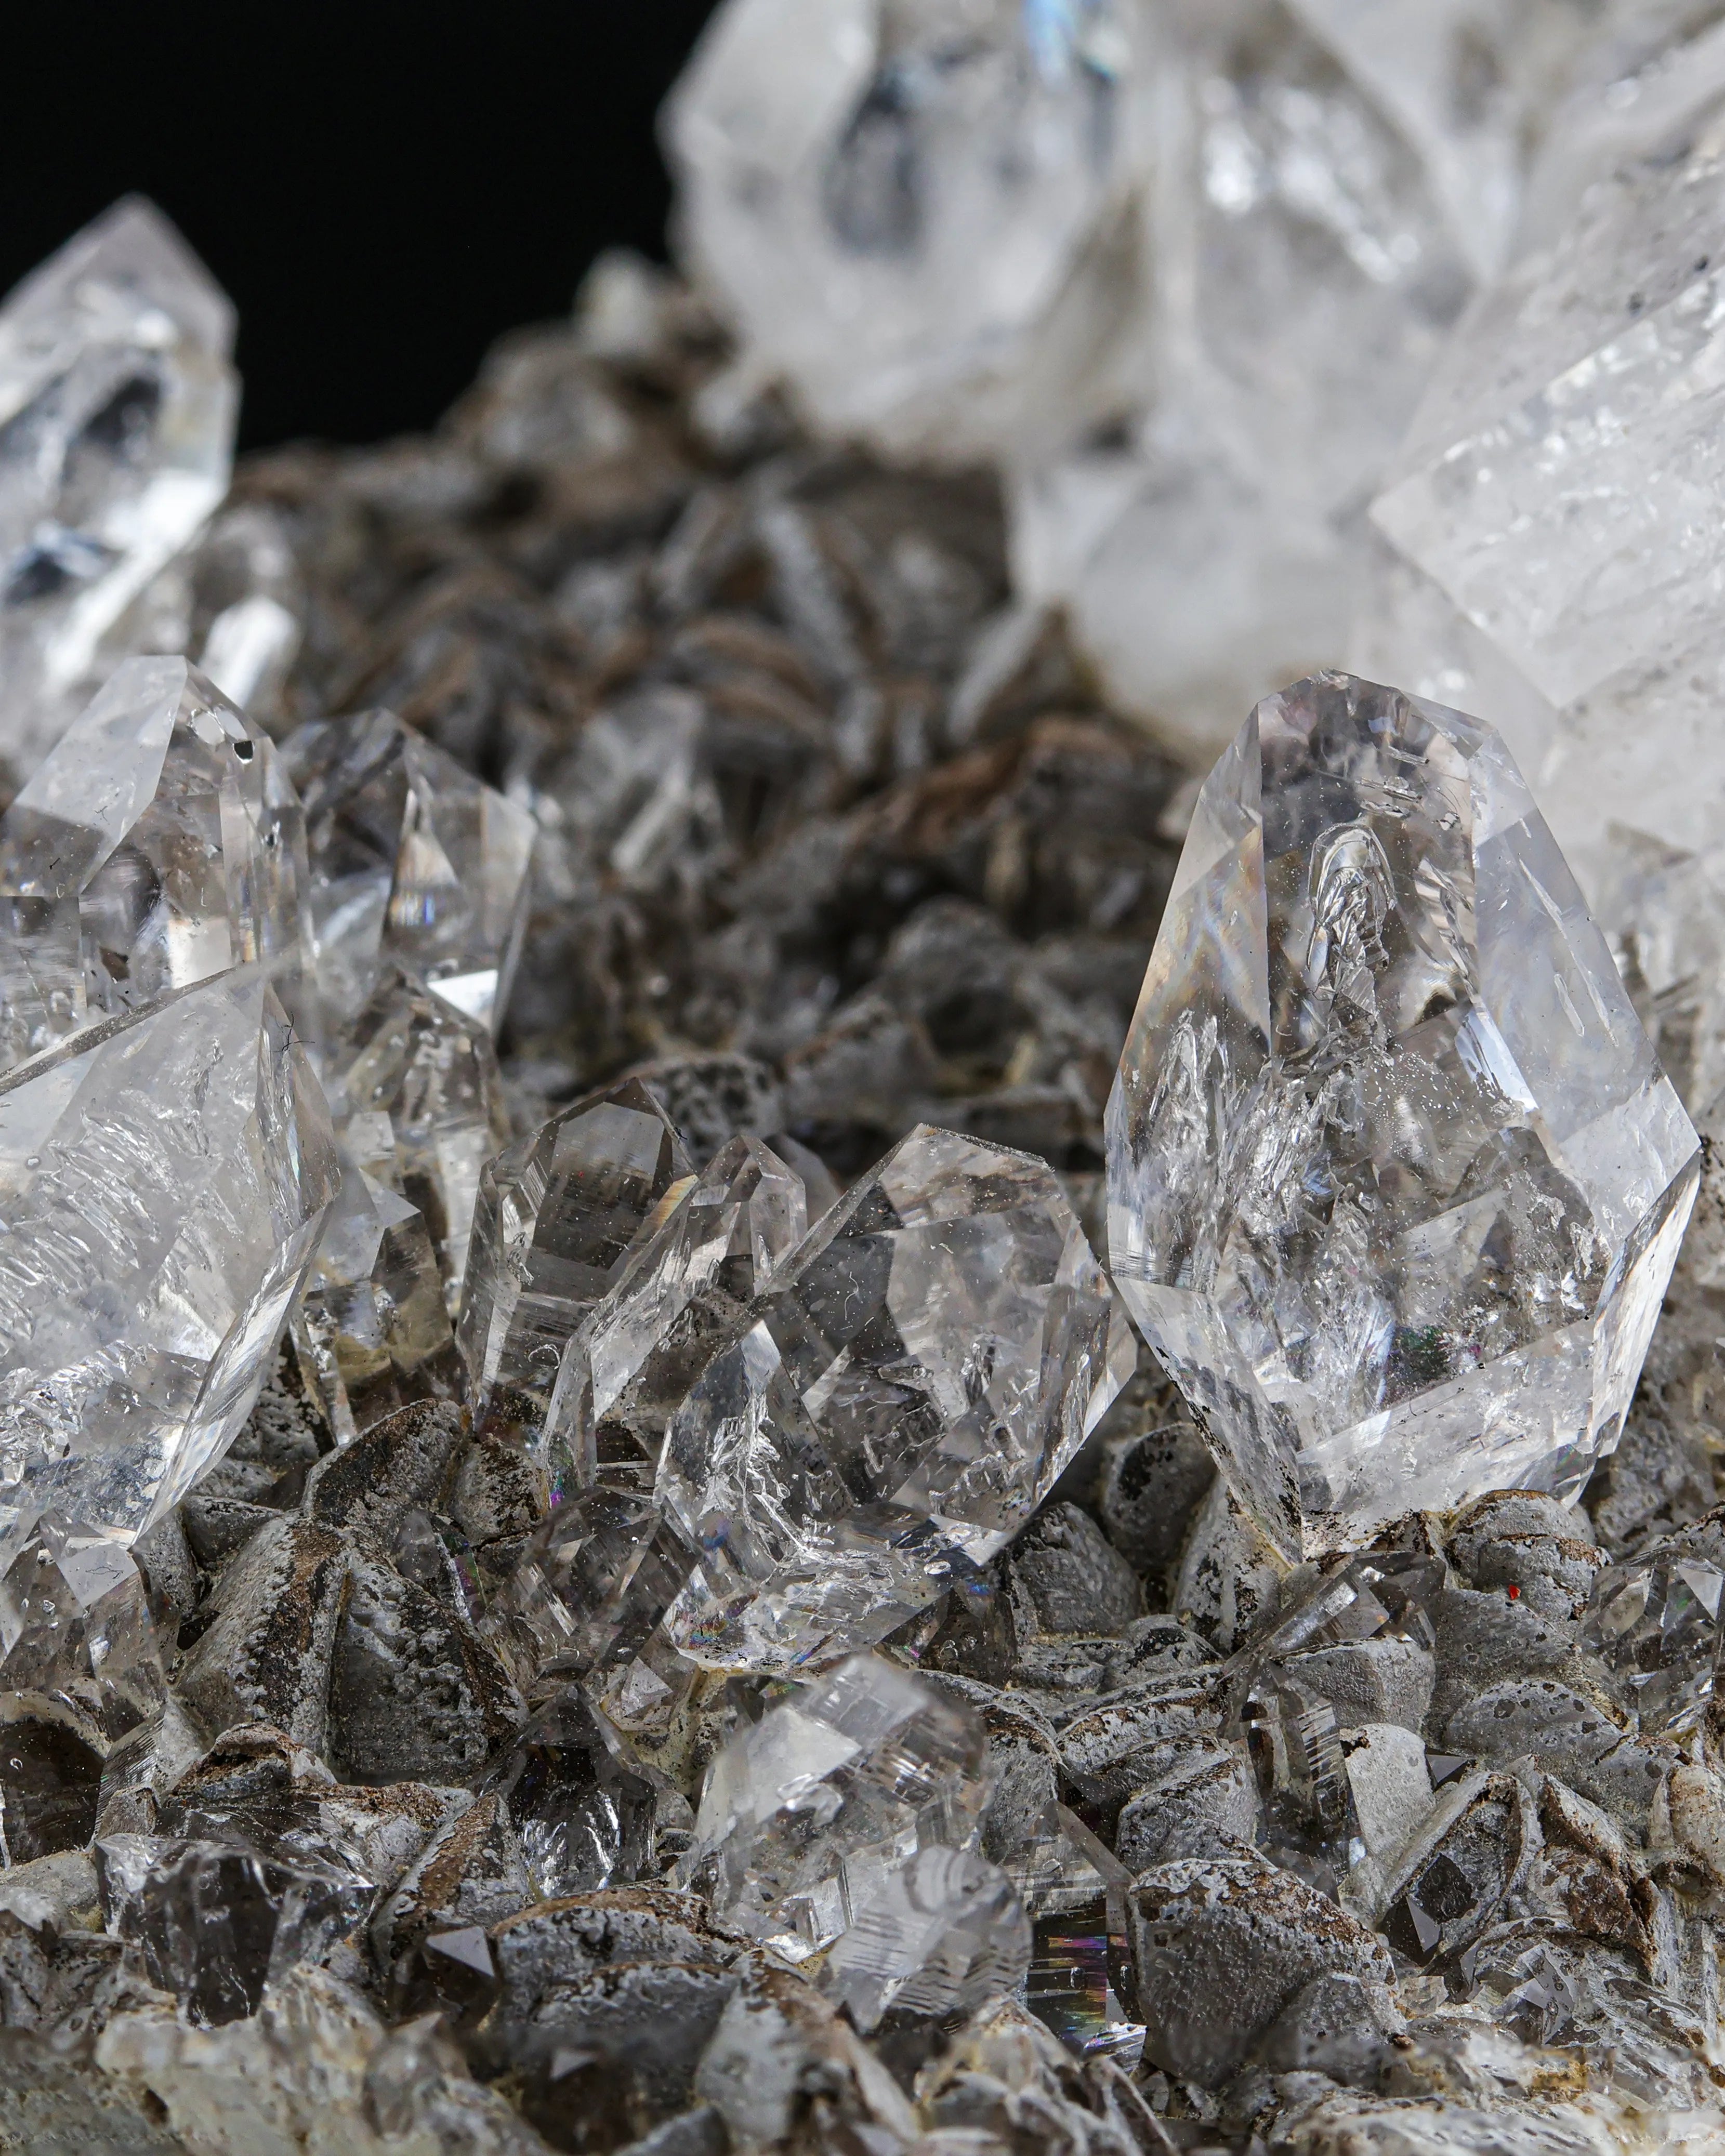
{"left": 0, "top": 969, "right": 338, "bottom": 1552}
{"left": 0, "top": 655, "right": 314, "bottom": 1074}
{"left": 1581, "top": 1528, "right": 1725, "bottom": 1738}
{"left": 658, "top": 1122, "right": 1131, "bottom": 1671}
{"left": 0, "top": 1514, "right": 164, "bottom": 1742}
{"left": 1108, "top": 670, "right": 1699, "bottom": 1558}
{"left": 283, "top": 706, "right": 535, "bottom": 1035}
{"left": 0, "top": 197, "right": 237, "bottom": 779}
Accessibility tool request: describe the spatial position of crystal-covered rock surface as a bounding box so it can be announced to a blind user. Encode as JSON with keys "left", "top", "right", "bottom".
{"left": 678, "top": 1653, "right": 992, "bottom": 1959}
{"left": 0, "top": 968, "right": 338, "bottom": 1550}
{"left": 659, "top": 1122, "right": 1131, "bottom": 1671}
{"left": 665, "top": 0, "right": 1151, "bottom": 466}
{"left": 1107, "top": 671, "right": 1699, "bottom": 1558}
{"left": 0, "top": 656, "right": 313, "bottom": 1074}
{"left": 0, "top": 198, "right": 237, "bottom": 777}
{"left": 284, "top": 706, "right": 535, "bottom": 1035}
{"left": 460, "top": 1078, "right": 693, "bottom": 1460}
{"left": 1360, "top": 44, "right": 1725, "bottom": 899}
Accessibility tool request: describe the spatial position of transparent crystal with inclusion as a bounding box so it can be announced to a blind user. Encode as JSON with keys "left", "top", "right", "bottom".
{"left": 0, "top": 1512, "right": 165, "bottom": 1740}
{"left": 659, "top": 1123, "right": 1133, "bottom": 1672}
{"left": 284, "top": 707, "right": 535, "bottom": 1035}
{"left": 0, "top": 968, "right": 339, "bottom": 1550}
{"left": 1106, "top": 671, "right": 1699, "bottom": 1561}
{"left": 0, "top": 655, "right": 314, "bottom": 1074}
{"left": 0, "top": 197, "right": 237, "bottom": 776}
{"left": 1581, "top": 1544, "right": 1725, "bottom": 1738}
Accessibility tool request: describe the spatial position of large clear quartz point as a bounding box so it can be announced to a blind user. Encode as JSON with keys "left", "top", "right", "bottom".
{"left": 1106, "top": 671, "right": 1699, "bottom": 1560}
{"left": 0, "top": 968, "right": 339, "bottom": 1550}
{"left": 664, "top": 0, "right": 1151, "bottom": 466}
{"left": 0, "top": 655, "right": 314, "bottom": 1074}
{"left": 546, "top": 1132, "right": 809, "bottom": 1480}
{"left": 325, "top": 964, "right": 509, "bottom": 1318}
{"left": 677, "top": 1653, "right": 991, "bottom": 1959}
{"left": 657, "top": 1123, "right": 1131, "bottom": 1672}
{"left": 284, "top": 707, "right": 535, "bottom": 1036}
{"left": 0, "top": 1512, "right": 165, "bottom": 1740}
{"left": 1359, "top": 58, "right": 1725, "bottom": 899}
{"left": 0, "top": 197, "right": 238, "bottom": 777}
{"left": 459, "top": 1078, "right": 693, "bottom": 1458}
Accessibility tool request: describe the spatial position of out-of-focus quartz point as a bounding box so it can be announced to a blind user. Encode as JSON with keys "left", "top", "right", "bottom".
{"left": 291, "top": 1134, "right": 463, "bottom": 1447}
{"left": 284, "top": 707, "right": 535, "bottom": 1035}
{"left": 658, "top": 1123, "right": 1130, "bottom": 1673}
{"left": 459, "top": 1079, "right": 692, "bottom": 1458}
{"left": 547, "top": 1133, "right": 808, "bottom": 1478}
{"left": 1107, "top": 672, "right": 1699, "bottom": 1560}
{"left": 327, "top": 964, "right": 509, "bottom": 1317}
{"left": 665, "top": 0, "right": 1152, "bottom": 467}
{"left": 1592, "top": 826, "right": 1725, "bottom": 1116}
{"left": 1362, "top": 89, "right": 1725, "bottom": 898}
{"left": 678, "top": 1653, "right": 990, "bottom": 1958}
{"left": 0, "top": 1513, "right": 164, "bottom": 1739}
{"left": 822, "top": 1843, "right": 1030, "bottom": 2033}
{"left": 197, "top": 593, "right": 301, "bottom": 716}
{"left": 1581, "top": 1543, "right": 1725, "bottom": 1737}
{"left": 0, "top": 656, "right": 314, "bottom": 1073}
{"left": 487, "top": 1482, "right": 697, "bottom": 1695}
{"left": 0, "top": 197, "right": 237, "bottom": 777}
{"left": 0, "top": 968, "right": 338, "bottom": 1549}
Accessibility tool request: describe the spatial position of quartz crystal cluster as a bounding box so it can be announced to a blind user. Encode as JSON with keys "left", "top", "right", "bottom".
{"left": 4, "top": 27, "right": 1725, "bottom": 2143}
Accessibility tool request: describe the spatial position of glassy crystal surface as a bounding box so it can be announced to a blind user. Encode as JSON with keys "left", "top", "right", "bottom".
{"left": 326, "top": 964, "right": 509, "bottom": 1317}
{"left": 0, "top": 968, "right": 339, "bottom": 1550}
{"left": 659, "top": 1123, "right": 1131, "bottom": 1672}
{"left": 459, "top": 1079, "right": 693, "bottom": 1459}
{"left": 1233, "top": 1550, "right": 1444, "bottom": 1673}
{"left": 547, "top": 1133, "right": 808, "bottom": 1478}
{"left": 485, "top": 1689, "right": 658, "bottom": 1898}
{"left": 1107, "top": 671, "right": 1699, "bottom": 1559}
{"left": 1593, "top": 826, "right": 1725, "bottom": 1116}
{"left": 291, "top": 1134, "right": 462, "bottom": 1447}
{"left": 284, "top": 707, "right": 535, "bottom": 1035}
{"left": 666, "top": 0, "right": 1150, "bottom": 465}
{"left": 678, "top": 1652, "right": 991, "bottom": 1959}
{"left": 0, "top": 1513, "right": 164, "bottom": 1739}
{"left": 0, "top": 656, "right": 314, "bottom": 1074}
{"left": 1582, "top": 1544, "right": 1725, "bottom": 1737}
{"left": 0, "top": 197, "right": 237, "bottom": 777}
{"left": 1361, "top": 72, "right": 1725, "bottom": 900}
{"left": 821, "top": 1842, "right": 1030, "bottom": 2033}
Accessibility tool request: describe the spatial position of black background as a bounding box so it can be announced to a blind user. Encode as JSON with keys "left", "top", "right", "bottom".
{"left": 0, "top": 6, "right": 722, "bottom": 451}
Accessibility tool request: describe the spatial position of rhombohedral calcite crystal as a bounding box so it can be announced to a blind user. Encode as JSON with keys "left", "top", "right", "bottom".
{"left": 1107, "top": 670, "right": 1698, "bottom": 1559}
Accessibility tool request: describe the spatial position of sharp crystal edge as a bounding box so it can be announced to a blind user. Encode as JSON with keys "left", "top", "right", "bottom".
{"left": 1107, "top": 669, "right": 1699, "bottom": 1560}
{"left": 0, "top": 197, "right": 237, "bottom": 778}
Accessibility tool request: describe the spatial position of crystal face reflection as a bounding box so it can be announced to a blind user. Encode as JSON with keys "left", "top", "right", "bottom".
{"left": 1106, "top": 671, "right": 1699, "bottom": 1559}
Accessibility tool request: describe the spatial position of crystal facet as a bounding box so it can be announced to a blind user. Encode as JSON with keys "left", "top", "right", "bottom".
{"left": 284, "top": 707, "right": 535, "bottom": 1035}
{"left": 1107, "top": 671, "right": 1700, "bottom": 1559}
{"left": 0, "top": 1512, "right": 165, "bottom": 1739}
{"left": 822, "top": 1842, "right": 1031, "bottom": 2035}
{"left": 0, "top": 968, "right": 339, "bottom": 1548}
{"left": 1582, "top": 1542, "right": 1725, "bottom": 1738}
{"left": 0, "top": 656, "right": 313, "bottom": 1075}
{"left": 0, "top": 197, "right": 238, "bottom": 778}
{"left": 459, "top": 1079, "right": 693, "bottom": 1459}
{"left": 658, "top": 1122, "right": 1131, "bottom": 1672}
{"left": 678, "top": 1653, "right": 992, "bottom": 1960}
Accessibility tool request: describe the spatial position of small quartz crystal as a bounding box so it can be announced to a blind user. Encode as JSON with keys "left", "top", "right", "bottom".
{"left": 658, "top": 1122, "right": 1131, "bottom": 1671}
{"left": 1108, "top": 671, "right": 1699, "bottom": 1558}
{"left": 1582, "top": 1540, "right": 1725, "bottom": 1737}
{"left": 0, "top": 1513, "right": 164, "bottom": 1739}
{"left": 0, "top": 197, "right": 237, "bottom": 777}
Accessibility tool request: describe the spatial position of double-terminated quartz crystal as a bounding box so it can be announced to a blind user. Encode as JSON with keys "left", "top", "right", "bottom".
{"left": 0, "top": 198, "right": 237, "bottom": 777}
{"left": 1107, "top": 672, "right": 1698, "bottom": 1560}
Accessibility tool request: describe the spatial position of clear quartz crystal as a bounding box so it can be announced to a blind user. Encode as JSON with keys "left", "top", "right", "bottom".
{"left": 1107, "top": 671, "right": 1699, "bottom": 1560}
{"left": 1581, "top": 1543, "right": 1725, "bottom": 1737}
{"left": 665, "top": 0, "right": 1151, "bottom": 466}
{"left": 283, "top": 707, "right": 535, "bottom": 1035}
{"left": 459, "top": 1079, "right": 693, "bottom": 1459}
{"left": 0, "top": 656, "right": 315, "bottom": 1074}
{"left": 0, "top": 1513, "right": 164, "bottom": 1740}
{"left": 821, "top": 1843, "right": 1031, "bottom": 2033}
{"left": 0, "top": 197, "right": 238, "bottom": 778}
{"left": 1360, "top": 67, "right": 1725, "bottom": 901}
{"left": 1591, "top": 825, "right": 1725, "bottom": 1116}
{"left": 677, "top": 1652, "right": 992, "bottom": 1959}
{"left": 0, "top": 968, "right": 338, "bottom": 1551}
{"left": 325, "top": 964, "right": 509, "bottom": 1318}
{"left": 657, "top": 1123, "right": 1133, "bottom": 1673}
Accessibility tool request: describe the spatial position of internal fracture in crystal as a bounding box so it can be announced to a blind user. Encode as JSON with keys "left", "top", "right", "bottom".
{"left": 1107, "top": 671, "right": 1699, "bottom": 1558}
